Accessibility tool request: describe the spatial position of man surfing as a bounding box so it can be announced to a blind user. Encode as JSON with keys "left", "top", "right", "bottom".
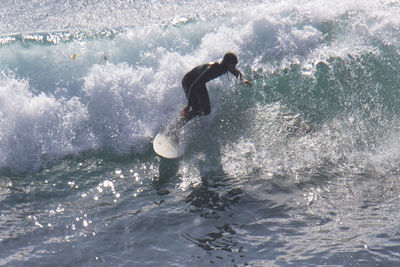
{"left": 154, "top": 53, "right": 251, "bottom": 158}
{"left": 180, "top": 52, "right": 252, "bottom": 123}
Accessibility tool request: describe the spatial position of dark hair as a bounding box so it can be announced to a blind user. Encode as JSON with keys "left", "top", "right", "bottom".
{"left": 222, "top": 52, "right": 238, "bottom": 66}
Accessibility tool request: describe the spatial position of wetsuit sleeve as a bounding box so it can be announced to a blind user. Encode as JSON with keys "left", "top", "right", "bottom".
{"left": 229, "top": 69, "right": 241, "bottom": 79}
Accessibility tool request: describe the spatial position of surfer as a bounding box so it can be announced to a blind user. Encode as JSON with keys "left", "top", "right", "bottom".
{"left": 180, "top": 52, "right": 252, "bottom": 123}
{"left": 155, "top": 53, "right": 251, "bottom": 158}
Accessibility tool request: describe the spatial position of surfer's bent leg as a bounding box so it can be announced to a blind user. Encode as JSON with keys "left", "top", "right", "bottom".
{"left": 184, "top": 85, "right": 208, "bottom": 120}
{"left": 180, "top": 77, "right": 211, "bottom": 130}
{"left": 181, "top": 80, "right": 199, "bottom": 121}
{"left": 197, "top": 84, "right": 210, "bottom": 115}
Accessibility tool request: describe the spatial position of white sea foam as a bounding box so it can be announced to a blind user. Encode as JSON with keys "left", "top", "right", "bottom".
{"left": 1, "top": 0, "right": 400, "bottom": 172}
{"left": 0, "top": 71, "right": 92, "bottom": 171}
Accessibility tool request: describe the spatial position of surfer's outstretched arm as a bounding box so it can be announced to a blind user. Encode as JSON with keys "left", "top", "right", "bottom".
{"left": 230, "top": 67, "right": 252, "bottom": 86}
{"left": 238, "top": 70, "right": 252, "bottom": 86}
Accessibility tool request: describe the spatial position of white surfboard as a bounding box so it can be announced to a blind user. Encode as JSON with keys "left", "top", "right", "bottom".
{"left": 153, "top": 131, "right": 184, "bottom": 159}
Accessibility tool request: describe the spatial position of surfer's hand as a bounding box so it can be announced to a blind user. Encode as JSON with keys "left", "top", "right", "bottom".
{"left": 243, "top": 80, "right": 252, "bottom": 86}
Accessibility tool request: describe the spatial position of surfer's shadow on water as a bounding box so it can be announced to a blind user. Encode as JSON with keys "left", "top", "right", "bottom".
{"left": 182, "top": 125, "right": 245, "bottom": 218}
{"left": 153, "top": 118, "right": 229, "bottom": 198}
{"left": 152, "top": 157, "right": 180, "bottom": 195}
{"left": 184, "top": 178, "right": 243, "bottom": 219}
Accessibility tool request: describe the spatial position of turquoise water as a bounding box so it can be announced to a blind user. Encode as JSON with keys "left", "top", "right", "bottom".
{"left": 2, "top": 0, "right": 400, "bottom": 266}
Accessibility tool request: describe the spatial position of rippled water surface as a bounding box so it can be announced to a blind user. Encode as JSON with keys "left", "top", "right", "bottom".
{"left": 2, "top": 0, "right": 400, "bottom": 266}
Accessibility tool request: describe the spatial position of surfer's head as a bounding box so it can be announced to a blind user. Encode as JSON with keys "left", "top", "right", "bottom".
{"left": 222, "top": 52, "right": 238, "bottom": 67}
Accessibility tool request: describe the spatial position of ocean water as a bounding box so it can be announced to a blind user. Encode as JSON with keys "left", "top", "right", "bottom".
{"left": 2, "top": 0, "right": 400, "bottom": 266}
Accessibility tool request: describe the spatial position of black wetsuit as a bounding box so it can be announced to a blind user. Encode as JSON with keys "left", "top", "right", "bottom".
{"left": 182, "top": 62, "right": 239, "bottom": 120}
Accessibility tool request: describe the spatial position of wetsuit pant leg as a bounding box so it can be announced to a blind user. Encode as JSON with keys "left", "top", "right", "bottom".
{"left": 196, "top": 84, "right": 210, "bottom": 116}
{"left": 182, "top": 74, "right": 211, "bottom": 120}
{"left": 185, "top": 84, "right": 210, "bottom": 120}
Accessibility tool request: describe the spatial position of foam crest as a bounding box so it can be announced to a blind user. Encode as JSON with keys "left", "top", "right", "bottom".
{"left": 83, "top": 63, "right": 156, "bottom": 153}
{"left": 1, "top": 0, "right": 400, "bottom": 173}
{"left": 0, "top": 71, "right": 91, "bottom": 171}
{"left": 233, "top": 0, "right": 400, "bottom": 72}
